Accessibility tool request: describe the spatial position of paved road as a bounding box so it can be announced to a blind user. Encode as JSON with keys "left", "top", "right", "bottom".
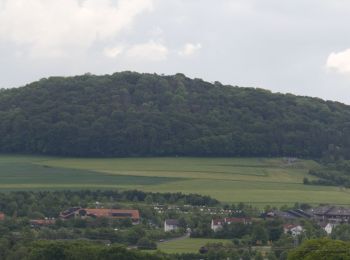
{"left": 157, "top": 232, "right": 190, "bottom": 244}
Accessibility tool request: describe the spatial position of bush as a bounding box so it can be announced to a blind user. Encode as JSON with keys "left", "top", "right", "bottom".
{"left": 136, "top": 238, "right": 157, "bottom": 250}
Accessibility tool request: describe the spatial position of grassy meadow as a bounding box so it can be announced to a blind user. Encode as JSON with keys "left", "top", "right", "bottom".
{"left": 156, "top": 238, "right": 271, "bottom": 254}
{"left": 157, "top": 238, "right": 231, "bottom": 254}
{"left": 0, "top": 155, "right": 349, "bottom": 206}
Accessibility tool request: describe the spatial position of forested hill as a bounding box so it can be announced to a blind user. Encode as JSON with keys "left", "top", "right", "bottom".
{"left": 0, "top": 71, "right": 350, "bottom": 158}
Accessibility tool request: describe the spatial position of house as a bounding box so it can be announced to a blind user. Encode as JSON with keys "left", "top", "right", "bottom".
{"left": 283, "top": 224, "right": 304, "bottom": 237}
{"left": 322, "top": 223, "right": 337, "bottom": 235}
{"left": 0, "top": 212, "right": 5, "bottom": 221}
{"left": 211, "top": 219, "right": 222, "bottom": 232}
{"left": 30, "top": 219, "right": 56, "bottom": 227}
{"left": 164, "top": 219, "right": 180, "bottom": 232}
{"left": 211, "top": 217, "right": 251, "bottom": 232}
{"left": 60, "top": 208, "right": 140, "bottom": 224}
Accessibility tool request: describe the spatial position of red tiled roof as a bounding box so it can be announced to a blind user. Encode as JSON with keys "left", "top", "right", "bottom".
{"left": 60, "top": 208, "right": 140, "bottom": 220}
{"left": 30, "top": 219, "right": 56, "bottom": 226}
{"left": 0, "top": 212, "right": 5, "bottom": 221}
{"left": 225, "top": 217, "right": 251, "bottom": 223}
{"left": 283, "top": 224, "right": 298, "bottom": 230}
{"left": 212, "top": 219, "right": 223, "bottom": 226}
{"left": 84, "top": 209, "right": 140, "bottom": 219}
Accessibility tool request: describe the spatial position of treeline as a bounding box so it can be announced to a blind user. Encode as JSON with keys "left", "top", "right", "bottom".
{"left": 0, "top": 190, "right": 219, "bottom": 218}
{"left": 304, "top": 160, "right": 350, "bottom": 187}
{"left": 289, "top": 239, "right": 350, "bottom": 260}
{"left": 1, "top": 71, "right": 350, "bottom": 158}
{"left": 0, "top": 240, "right": 267, "bottom": 260}
{"left": 1, "top": 241, "right": 164, "bottom": 260}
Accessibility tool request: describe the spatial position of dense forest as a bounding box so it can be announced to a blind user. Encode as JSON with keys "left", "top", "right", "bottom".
{"left": 1, "top": 71, "right": 350, "bottom": 157}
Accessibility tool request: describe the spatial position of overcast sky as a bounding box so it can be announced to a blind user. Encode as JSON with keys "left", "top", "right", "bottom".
{"left": 1, "top": 0, "right": 350, "bottom": 103}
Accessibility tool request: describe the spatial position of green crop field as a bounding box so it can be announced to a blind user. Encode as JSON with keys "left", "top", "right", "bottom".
{"left": 0, "top": 155, "right": 349, "bottom": 206}
{"left": 157, "top": 238, "right": 231, "bottom": 254}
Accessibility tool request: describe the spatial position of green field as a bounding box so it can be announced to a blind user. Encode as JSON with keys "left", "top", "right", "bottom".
{"left": 0, "top": 155, "right": 349, "bottom": 206}
{"left": 157, "top": 238, "right": 231, "bottom": 254}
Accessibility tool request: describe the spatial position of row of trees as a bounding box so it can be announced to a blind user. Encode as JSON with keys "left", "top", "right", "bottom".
{"left": 4, "top": 238, "right": 349, "bottom": 260}
{"left": 304, "top": 160, "right": 350, "bottom": 187}
{"left": 1, "top": 72, "right": 350, "bottom": 158}
{"left": 0, "top": 241, "right": 164, "bottom": 260}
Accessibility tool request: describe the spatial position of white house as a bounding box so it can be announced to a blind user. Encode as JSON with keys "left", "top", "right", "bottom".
{"left": 211, "top": 219, "right": 224, "bottom": 232}
{"left": 164, "top": 219, "right": 180, "bottom": 232}
{"left": 324, "top": 223, "right": 337, "bottom": 235}
{"left": 284, "top": 224, "right": 304, "bottom": 237}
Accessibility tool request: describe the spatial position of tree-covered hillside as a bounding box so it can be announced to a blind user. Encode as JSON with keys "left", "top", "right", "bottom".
{"left": 0, "top": 71, "right": 350, "bottom": 157}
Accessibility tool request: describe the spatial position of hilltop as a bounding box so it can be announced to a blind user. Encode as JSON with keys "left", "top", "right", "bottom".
{"left": 0, "top": 71, "right": 349, "bottom": 157}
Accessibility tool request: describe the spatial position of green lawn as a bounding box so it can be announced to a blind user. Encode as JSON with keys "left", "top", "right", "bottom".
{"left": 0, "top": 155, "right": 349, "bottom": 206}
{"left": 157, "top": 238, "right": 231, "bottom": 254}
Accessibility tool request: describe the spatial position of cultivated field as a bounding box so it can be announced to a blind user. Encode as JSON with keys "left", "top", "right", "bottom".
{"left": 0, "top": 155, "right": 349, "bottom": 206}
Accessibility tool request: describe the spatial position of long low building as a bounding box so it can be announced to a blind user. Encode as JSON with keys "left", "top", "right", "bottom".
{"left": 307, "top": 206, "right": 350, "bottom": 223}
{"left": 59, "top": 207, "right": 140, "bottom": 224}
{"left": 30, "top": 219, "right": 56, "bottom": 227}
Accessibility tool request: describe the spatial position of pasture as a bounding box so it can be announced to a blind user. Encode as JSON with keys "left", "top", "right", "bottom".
{"left": 157, "top": 238, "right": 231, "bottom": 254}
{"left": 0, "top": 155, "right": 349, "bottom": 206}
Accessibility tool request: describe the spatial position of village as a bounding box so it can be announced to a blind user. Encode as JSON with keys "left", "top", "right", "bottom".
{"left": 1, "top": 203, "right": 349, "bottom": 240}
{"left": 1, "top": 189, "right": 350, "bottom": 259}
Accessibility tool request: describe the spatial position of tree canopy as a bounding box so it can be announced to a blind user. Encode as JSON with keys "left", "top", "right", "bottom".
{"left": 288, "top": 239, "right": 350, "bottom": 260}
{"left": 1, "top": 71, "right": 350, "bottom": 157}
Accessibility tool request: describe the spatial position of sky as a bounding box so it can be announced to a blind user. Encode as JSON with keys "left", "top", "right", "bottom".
{"left": 1, "top": 0, "right": 350, "bottom": 103}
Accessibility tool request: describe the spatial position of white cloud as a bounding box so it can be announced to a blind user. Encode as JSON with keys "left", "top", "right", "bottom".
{"left": 225, "top": 1, "right": 255, "bottom": 15}
{"left": 178, "top": 43, "right": 202, "bottom": 56}
{"left": 126, "top": 40, "right": 168, "bottom": 61}
{"left": 327, "top": 49, "right": 350, "bottom": 74}
{"left": 0, "top": 0, "right": 154, "bottom": 57}
{"left": 103, "top": 45, "right": 124, "bottom": 58}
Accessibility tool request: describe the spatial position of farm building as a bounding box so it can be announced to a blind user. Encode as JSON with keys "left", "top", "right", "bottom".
{"left": 30, "top": 219, "right": 56, "bottom": 227}
{"left": 60, "top": 208, "right": 140, "bottom": 224}
{"left": 265, "top": 209, "right": 312, "bottom": 220}
{"left": 308, "top": 206, "right": 350, "bottom": 223}
{"left": 164, "top": 219, "right": 180, "bottom": 232}
{"left": 211, "top": 217, "right": 251, "bottom": 232}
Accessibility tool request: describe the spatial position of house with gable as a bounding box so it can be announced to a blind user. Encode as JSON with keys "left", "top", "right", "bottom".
{"left": 164, "top": 219, "right": 180, "bottom": 232}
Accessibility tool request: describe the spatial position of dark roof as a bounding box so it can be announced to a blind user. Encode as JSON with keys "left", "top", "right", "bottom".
{"left": 308, "top": 206, "right": 350, "bottom": 217}
{"left": 165, "top": 219, "right": 179, "bottom": 225}
{"left": 273, "top": 211, "right": 299, "bottom": 219}
{"left": 60, "top": 207, "right": 82, "bottom": 218}
{"left": 308, "top": 206, "right": 334, "bottom": 215}
{"left": 327, "top": 207, "right": 350, "bottom": 216}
